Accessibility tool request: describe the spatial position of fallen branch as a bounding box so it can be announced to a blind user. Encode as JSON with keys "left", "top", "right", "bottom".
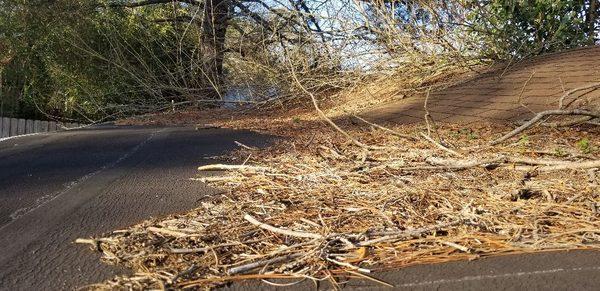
{"left": 228, "top": 253, "right": 304, "bottom": 275}
{"left": 543, "top": 116, "right": 596, "bottom": 127}
{"left": 352, "top": 115, "right": 416, "bottom": 140}
{"left": 244, "top": 214, "right": 324, "bottom": 239}
{"left": 179, "top": 273, "right": 303, "bottom": 288}
{"left": 419, "top": 132, "right": 463, "bottom": 157}
{"left": 423, "top": 89, "right": 436, "bottom": 137}
{"left": 424, "top": 156, "right": 504, "bottom": 168}
{"left": 146, "top": 227, "right": 190, "bottom": 238}
{"left": 515, "top": 160, "right": 600, "bottom": 172}
{"left": 516, "top": 71, "right": 536, "bottom": 114}
{"left": 170, "top": 240, "right": 262, "bottom": 254}
{"left": 288, "top": 58, "right": 369, "bottom": 149}
{"left": 326, "top": 257, "right": 371, "bottom": 273}
{"left": 440, "top": 241, "right": 471, "bottom": 253}
{"left": 198, "top": 164, "right": 269, "bottom": 172}
{"left": 171, "top": 264, "right": 199, "bottom": 283}
{"left": 398, "top": 156, "right": 504, "bottom": 171}
{"left": 490, "top": 109, "right": 600, "bottom": 145}
{"left": 421, "top": 156, "right": 599, "bottom": 172}
{"left": 505, "top": 157, "right": 574, "bottom": 166}
{"left": 75, "top": 238, "right": 98, "bottom": 246}
{"left": 359, "top": 221, "right": 461, "bottom": 246}
{"left": 558, "top": 82, "right": 600, "bottom": 109}
{"left": 190, "top": 176, "right": 239, "bottom": 183}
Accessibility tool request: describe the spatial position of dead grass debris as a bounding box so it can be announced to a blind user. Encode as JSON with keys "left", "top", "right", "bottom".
{"left": 77, "top": 120, "right": 599, "bottom": 289}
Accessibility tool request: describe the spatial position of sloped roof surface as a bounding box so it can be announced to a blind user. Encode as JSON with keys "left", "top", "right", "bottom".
{"left": 364, "top": 46, "right": 600, "bottom": 124}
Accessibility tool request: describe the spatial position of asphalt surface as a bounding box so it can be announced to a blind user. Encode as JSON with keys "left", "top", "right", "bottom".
{"left": 223, "top": 250, "right": 600, "bottom": 290}
{"left": 1, "top": 125, "right": 599, "bottom": 290}
{"left": 0, "top": 125, "right": 272, "bottom": 290}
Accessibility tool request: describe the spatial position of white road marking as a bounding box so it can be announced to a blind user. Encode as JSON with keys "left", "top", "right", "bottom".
{"left": 397, "top": 265, "right": 600, "bottom": 288}
{"left": 1, "top": 129, "right": 164, "bottom": 230}
{"left": 0, "top": 132, "right": 45, "bottom": 142}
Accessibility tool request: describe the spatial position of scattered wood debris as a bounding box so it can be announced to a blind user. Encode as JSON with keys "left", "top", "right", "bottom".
{"left": 77, "top": 119, "right": 599, "bottom": 289}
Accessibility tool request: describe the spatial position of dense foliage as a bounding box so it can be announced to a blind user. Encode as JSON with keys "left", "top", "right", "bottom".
{"left": 0, "top": 1, "right": 206, "bottom": 121}
{"left": 467, "top": 0, "right": 598, "bottom": 59}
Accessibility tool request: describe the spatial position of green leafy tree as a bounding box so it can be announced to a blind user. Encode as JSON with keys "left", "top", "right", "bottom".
{"left": 466, "top": 0, "right": 597, "bottom": 59}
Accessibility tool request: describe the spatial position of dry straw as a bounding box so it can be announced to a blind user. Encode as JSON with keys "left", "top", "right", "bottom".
{"left": 77, "top": 119, "right": 599, "bottom": 289}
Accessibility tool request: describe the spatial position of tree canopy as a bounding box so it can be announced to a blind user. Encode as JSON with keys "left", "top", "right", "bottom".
{"left": 0, "top": 0, "right": 598, "bottom": 121}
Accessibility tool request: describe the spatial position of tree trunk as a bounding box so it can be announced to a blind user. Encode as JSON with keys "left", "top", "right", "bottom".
{"left": 587, "top": 0, "right": 599, "bottom": 44}
{"left": 201, "top": 0, "right": 231, "bottom": 100}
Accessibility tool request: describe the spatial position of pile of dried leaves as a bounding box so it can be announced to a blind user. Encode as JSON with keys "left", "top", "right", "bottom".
{"left": 78, "top": 120, "right": 599, "bottom": 290}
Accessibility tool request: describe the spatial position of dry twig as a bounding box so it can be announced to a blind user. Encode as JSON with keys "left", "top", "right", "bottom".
{"left": 244, "top": 214, "right": 323, "bottom": 239}
{"left": 491, "top": 109, "right": 600, "bottom": 145}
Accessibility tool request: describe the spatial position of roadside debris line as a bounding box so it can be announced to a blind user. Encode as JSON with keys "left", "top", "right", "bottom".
{"left": 78, "top": 121, "right": 599, "bottom": 289}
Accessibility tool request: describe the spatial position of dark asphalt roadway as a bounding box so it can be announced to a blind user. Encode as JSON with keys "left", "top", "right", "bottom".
{"left": 0, "top": 125, "right": 272, "bottom": 290}
{"left": 0, "top": 126, "right": 599, "bottom": 290}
